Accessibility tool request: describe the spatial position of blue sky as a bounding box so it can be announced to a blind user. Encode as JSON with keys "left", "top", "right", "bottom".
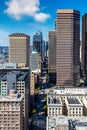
{"left": 0, "top": 0, "right": 87, "bottom": 46}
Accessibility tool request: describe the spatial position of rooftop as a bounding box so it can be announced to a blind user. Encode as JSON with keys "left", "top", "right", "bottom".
{"left": 67, "top": 97, "right": 80, "bottom": 104}
{"left": 9, "top": 33, "right": 29, "bottom": 37}
{"left": 47, "top": 116, "right": 69, "bottom": 130}
{"left": 0, "top": 71, "right": 28, "bottom": 81}
{"left": 72, "top": 117, "right": 87, "bottom": 128}
{"left": 0, "top": 91, "right": 23, "bottom": 102}
{"left": 57, "top": 9, "right": 80, "bottom": 14}
{"left": 48, "top": 97, "right": 62, "bottom": 104}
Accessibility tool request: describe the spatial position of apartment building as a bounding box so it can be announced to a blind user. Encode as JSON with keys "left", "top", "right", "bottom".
{"left": 0, "top": 89, "right": 23, "bottom": 130}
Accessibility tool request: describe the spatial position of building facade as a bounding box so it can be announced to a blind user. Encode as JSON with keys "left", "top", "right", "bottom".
{"left": 0, "top": 90, "right": 23, "bottom": 130}
{"left": 47, "top": 87, "right": 87, "bottom": 118}
{"left": 82, "top": 14, "right": 87, "bottom": 74}
{"left": 56, "top": 10, "right": 80, "bottom": 87}
{"left": 33, "top": 31, "right": 43, "bottom": 56}
{"left": 48, "top": 30, "right": 57, "bottom": 84}
{"left": 0, "top": 69, "right": 30, "bottom": 130}
{"left": 30, "top": 52, "right": 41, "bottom": 74}
{"left": 9, "top": 33, "right": 30, "bottom": 67}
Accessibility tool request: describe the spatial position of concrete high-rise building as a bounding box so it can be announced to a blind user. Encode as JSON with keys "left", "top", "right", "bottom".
{"left": 9, "top": 33, "right": 30, "bottom": 67}
{"left": 0, "top": 89, "right": 23, "bottom": 130}
{"left": 33, "top": 31, "right": 43, "bottom": 56}
{"left": 0, "top": 69, "right": 30, "bottom": 130}
{"left": 56, "top": 10, "right": 80, "bottom": 87}
{"left": 82, "top": 14, "right": 87, "bottom": 74}
{"left": 48, "top": 30, "right": 57, "bottom": 83}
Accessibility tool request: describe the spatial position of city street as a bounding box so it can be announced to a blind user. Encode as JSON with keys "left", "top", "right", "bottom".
{"left": 29, "top": 73, "right": 55, "bottom": 130}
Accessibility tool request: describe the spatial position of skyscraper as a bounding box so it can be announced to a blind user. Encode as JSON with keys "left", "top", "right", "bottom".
{"left": 33, "top": 31, "right": 43, "bottom": 56}
{"left": 9, "top": 33, "right": 30, "bottom": 67}
{"left": 82, "top": 14, "right": 87, "bottom": 74}
{"left": 56, "top": 10, "right": 80, "bottom": 87}
{"left": 48, "top": 30, "right": 57, "bottom": 83}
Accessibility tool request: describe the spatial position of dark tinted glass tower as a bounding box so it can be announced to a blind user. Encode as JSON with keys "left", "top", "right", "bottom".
{"left": 33, "top": 31, "right": 43, "bottom": 57}
{"left": 48, "top": 30, "right": 57, "bottom": 83}
{"left": 56, "top": 10, "right": 80, "bottom": 87}
{"left": 82, "top": 14, "right": 87, "bottom": 74}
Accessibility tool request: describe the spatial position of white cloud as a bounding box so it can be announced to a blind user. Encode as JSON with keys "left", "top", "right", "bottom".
{"left": 34, "top": 13, "right": 50, "bottom": 22}
{"left": 5, "top": 0, "right": 50, "bottom": 22}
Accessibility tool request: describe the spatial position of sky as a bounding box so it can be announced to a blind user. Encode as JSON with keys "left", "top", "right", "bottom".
{"left": 0, "top": 0, "right": 87, "bottom": 46}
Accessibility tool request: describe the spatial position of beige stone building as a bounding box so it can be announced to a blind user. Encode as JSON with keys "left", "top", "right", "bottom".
{"left": 9, "top": 33, "right": 30, "bottom": 67}
{"left": 0, "top": 90, "right": 23, "bottom": 130}
{"left": 47, "top": 87, "right": 87, "bottom": 118}
{"left": 47, "top": 96, "right": 63, "bottom": 116}
{"left": 0, "top": 70, "right": 30, "bottom": 130}
{"left": 65, "top": 97, "right": 83, "bottom": 118}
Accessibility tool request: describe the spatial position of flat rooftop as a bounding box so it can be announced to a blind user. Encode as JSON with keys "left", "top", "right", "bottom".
{"left": 67, "top": 97, "right": 80, "bottom": 104}
{"left": 48, "top": 97, "right": 62, "bottom": 104}
{"left": 0, "top": 94, "right": 23, "bottom": 102}
{"left": 72, "top": 117, "right": 87, "bottom": 128}
{"left": 57, "top": 9, "right": 80, "bottom": 14}
{"left": 0, "top": 71, "right": 28, "bottom": 81}
{"left": 47, "top": 116, "right": 69, "bottom": 130}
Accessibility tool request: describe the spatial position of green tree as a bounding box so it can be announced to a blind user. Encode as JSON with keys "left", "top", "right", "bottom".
{"left": 43, "top": 105, "right": 47, "bottom": 111}
{"left": 32, "top": 109, "right": 36, "bottom": 114}
{"left": 44, "top": 96, "right": 47, "bottom": 101}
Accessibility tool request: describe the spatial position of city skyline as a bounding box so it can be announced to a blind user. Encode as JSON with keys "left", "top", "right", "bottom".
{"left": 0, "top": 0, "right": 87, "bottom": 46}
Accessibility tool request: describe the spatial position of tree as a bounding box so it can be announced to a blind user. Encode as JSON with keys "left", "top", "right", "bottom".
{"left": 43, "top": 105, "right": 47, "bottom": 111}
{"left": 44, "top": 96, "right": 47, "bottom": 101}
{"left": 32, "top": 109, "right": 36, "bottom": 114}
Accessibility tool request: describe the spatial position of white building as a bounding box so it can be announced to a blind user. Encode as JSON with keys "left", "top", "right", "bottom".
{"left": 47, "top": 87, "right": 87, "bottom": 118}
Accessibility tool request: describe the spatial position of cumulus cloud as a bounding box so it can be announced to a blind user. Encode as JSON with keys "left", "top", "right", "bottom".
{"left": 5, "top": 0, "right": 50, "bottom": 22}
{"left": 34, "top": 13, "right": 50, "bottom": 22}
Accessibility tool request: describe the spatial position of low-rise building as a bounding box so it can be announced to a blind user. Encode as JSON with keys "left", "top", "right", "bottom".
{"left": 65, "top": 97, "right": 83, "bottom": 118}
{"left": 47, "top": 116, "right": 69, "bottom": 130}
{"left": 47, "top": 87, "right": 87, "bottom": 118}
{"left": 47, "top": 96, "right": 63, "bottom": 116}
{"left": 47, "top": 116, "right": 87, "bottom": 130}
